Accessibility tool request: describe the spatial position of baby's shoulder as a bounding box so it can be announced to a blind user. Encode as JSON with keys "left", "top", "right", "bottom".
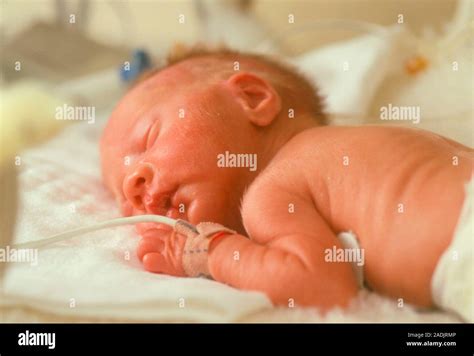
{"left": 248, "top": 125, "right": 435, "bottom": 191}
{"left": 246, "top": 127, "right": 331, "bottom": 193}
{"left": 251, "top": 125, "right": 418, "bottom": 189}
{"left": 265, "top": 126, "right": 348, "bottom": 168}
{"left": 276, "top": 125, "right": 442, "bottom": 159}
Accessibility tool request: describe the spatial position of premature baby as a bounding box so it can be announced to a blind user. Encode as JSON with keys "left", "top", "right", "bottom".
{"left": 100, "top": 47, "right": 473, "bottom": 320}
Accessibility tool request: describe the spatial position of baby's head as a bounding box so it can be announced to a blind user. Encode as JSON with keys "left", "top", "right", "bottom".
{"left": 100, "top": 46, "right": 324, "bottom": 233}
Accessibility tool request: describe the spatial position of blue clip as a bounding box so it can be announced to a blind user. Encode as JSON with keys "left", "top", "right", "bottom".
{"left": 120, "top": 49, "right": 152, "bottom": 83}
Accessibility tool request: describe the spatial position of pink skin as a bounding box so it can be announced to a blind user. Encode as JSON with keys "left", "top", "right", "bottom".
{"left": 101, "top": 56, "right": 473, "bottom": 310}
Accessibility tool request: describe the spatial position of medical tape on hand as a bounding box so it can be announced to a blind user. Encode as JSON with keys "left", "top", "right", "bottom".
{"left": 175, "top": 221, "right": 235, "bottom": 278}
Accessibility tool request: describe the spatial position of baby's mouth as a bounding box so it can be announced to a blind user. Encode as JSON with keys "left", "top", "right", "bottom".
{"left": 136, "top": 209, "right": 176, "bottom": 236}
{"left": 140, "top": 193, "right": 185, "bottom": 225}
{"left": 143, "top": 193, "right": 173, "bottom": 215}
{"left": 131, "top": 188, "right": 193, "bottom": 236}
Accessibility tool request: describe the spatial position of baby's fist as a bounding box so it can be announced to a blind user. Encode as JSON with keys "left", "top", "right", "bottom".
{"left": 137, "top": 228, "right": 187, "bottom": 277}
{"left": 137, "top": 221, "right": 236, "bottom": 278}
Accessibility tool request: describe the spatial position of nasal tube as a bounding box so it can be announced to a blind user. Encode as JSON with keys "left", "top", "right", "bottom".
{"left": 10, "top": 215, "right": 198, "bottom": 249}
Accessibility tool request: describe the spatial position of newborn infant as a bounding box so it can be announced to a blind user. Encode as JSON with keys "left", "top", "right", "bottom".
{"left": 100, "top": 47, "right": 473, "bottom": 320}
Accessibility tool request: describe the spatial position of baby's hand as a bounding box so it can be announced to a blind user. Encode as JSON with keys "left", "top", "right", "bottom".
{"left": 137, "top": 228, "right": 187, "bottom": 277}
{"left": 137, "top": 221, "right": 235, "bottom": 278}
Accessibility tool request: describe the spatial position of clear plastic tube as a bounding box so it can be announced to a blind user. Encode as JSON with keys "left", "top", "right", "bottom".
{"left": 10, "top": 215, "right": 194, "bottom": 250}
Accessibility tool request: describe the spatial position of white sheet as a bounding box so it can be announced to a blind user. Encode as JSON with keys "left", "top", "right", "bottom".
{"left": 293, "top": 27, "right": 403, "bottom": 117}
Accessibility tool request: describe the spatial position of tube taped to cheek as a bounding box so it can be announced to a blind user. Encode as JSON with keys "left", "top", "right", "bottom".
{"left": 175, "top": 221, "right": 236, "bottom": 278}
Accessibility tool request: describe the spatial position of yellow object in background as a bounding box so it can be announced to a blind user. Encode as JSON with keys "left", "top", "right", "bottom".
{"left": 0, "top": 81, "right": 67, "bottom": 164}
{"left": 0, "top": 81, "right": 67, "bottom": 258}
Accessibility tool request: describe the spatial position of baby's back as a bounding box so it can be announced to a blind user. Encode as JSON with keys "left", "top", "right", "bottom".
{"left": 272, "top": 125, "right": 473, "bottom": 306}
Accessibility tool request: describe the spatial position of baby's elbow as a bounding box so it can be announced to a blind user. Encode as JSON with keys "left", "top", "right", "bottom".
{"left": 266, "top": 260, "right": 359, "bottom": 310}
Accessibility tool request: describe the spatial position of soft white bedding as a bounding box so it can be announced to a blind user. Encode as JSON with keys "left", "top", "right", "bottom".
{"left": 1, "top": 27, "right": 466, "bottom": 323}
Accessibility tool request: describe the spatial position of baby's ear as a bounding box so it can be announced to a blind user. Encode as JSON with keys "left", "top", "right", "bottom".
{"left": 226, "top": 72, "right": 282, "bottom": 126}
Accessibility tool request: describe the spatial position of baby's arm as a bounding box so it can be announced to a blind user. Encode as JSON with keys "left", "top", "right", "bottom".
{"left": 208, "top": 183, "right": 359, "bottom": 309}
{"left": 136, "top": 179, "right": 359, "bottom": 309}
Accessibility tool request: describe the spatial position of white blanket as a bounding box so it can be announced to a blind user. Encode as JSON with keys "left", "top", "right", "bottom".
{"left": 1, "top": 27, "right": 462, "bottom": 322}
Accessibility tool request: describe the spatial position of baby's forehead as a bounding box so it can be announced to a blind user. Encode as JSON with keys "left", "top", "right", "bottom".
{"left": 159, "top": 54, "right": 272, "bottom": 86}
{"left": 107, "top": 53, "right": 277, "bottom": 135}
{"left": 113, "top": 64, "right": 193, "bottom": 122}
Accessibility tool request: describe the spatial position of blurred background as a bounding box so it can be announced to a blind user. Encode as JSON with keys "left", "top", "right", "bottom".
{"left": 0, "top": 0, "right": 464, "bottom": 56}
{"left": 0, "top": 0, "right": 472, "bottom": 136}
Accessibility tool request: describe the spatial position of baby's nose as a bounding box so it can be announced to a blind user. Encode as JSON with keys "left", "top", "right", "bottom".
{"left": 123, "top": 163, "right": 155, "bottom": 211}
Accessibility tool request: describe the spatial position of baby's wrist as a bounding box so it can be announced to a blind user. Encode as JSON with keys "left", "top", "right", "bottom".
{"left": 208, "top": 231, "right": 234, "bottom": 252}
{"left": 176, "top": 222, "right": 235, "bottom": 278}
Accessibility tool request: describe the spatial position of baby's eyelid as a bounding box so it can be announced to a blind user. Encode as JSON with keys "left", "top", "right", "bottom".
{"left": 145, "top": 121, "right": 160, "bottom": 150}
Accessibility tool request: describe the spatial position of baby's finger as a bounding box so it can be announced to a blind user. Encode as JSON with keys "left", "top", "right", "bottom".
{"left": 143, "top": 252, "right": 175, "bottom": 275}
{"left": 137, "top": 238, "right": 165, "bottom": 261}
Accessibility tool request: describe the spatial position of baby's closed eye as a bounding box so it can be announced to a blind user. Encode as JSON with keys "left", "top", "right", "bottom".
{"left": 145, "top": 120, "right": 161, "bottom": 150}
